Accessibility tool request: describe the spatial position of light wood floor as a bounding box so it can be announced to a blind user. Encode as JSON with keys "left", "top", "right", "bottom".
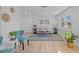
{"left": 15, "top": 41, "right": 79, "bottom": 53}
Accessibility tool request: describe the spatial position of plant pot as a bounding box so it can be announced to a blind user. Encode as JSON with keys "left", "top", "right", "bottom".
{"left": 67, "top": 42, "right": 74, "bottom": 48}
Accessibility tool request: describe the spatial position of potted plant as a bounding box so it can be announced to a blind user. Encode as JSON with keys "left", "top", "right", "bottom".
{"left": 64, "top": 31, "right": 78, "bottom": 48}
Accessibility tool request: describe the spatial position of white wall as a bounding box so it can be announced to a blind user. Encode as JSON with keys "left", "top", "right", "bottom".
{"left": 0, "top": 6, "right": 58, "bottom": 41}
{"left": 55, "top": 7, "right": 71, "bottom": 37}
{"left": 19, "top": 7, "right": 60, "bottom": 33}
{"left": 0, "top": 6, "right": 21, "bottom": 42}
{"left": 71, "top": 7, "right": 79, "bottom": 36}
{"left": 56, "top": 6, "right": 79, "bottom": 37}
{"left": 20, "top": 14, "right": 57, "bottom": 33}
{"left": 20, "top": 16, "right": 34, "bottom": 32}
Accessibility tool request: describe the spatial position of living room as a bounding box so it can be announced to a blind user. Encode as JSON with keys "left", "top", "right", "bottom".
{"left": 0, "top": 6, "right": 79, "bottom": 53}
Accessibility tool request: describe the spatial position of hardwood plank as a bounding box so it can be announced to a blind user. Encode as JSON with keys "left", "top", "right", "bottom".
{"left": 15, "top": 41, "right": 79, "bottom": 53}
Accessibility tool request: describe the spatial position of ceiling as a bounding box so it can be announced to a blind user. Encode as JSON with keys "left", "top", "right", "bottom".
{"left": 19, "top": 6, "right": 68, "bottom": 17}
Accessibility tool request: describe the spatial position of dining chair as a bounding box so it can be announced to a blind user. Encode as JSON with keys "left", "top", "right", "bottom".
{"left": 16, "top": 30, "right": 26, "bottom": 50}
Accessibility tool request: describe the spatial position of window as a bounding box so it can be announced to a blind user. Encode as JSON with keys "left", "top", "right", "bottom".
{"left": 40, "top": 19, "right": 49, "bottom": 24}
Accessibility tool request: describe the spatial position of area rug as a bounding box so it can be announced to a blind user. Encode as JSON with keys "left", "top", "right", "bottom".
{"left": 28, "top": 34, "right": 65, "bottom": 41}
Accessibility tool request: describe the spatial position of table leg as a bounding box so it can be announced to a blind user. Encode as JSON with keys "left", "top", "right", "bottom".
{"left": 15, "top": 42, "right": 16, "bottom": 48}
{"left": 22, "top": 42, "right": 24, "bottom": 50}
{"left": 27, "top": 40, "right": 29, "bottom": 46}
{"left": 20, "top": 42, "right": 21, "bottom": 45}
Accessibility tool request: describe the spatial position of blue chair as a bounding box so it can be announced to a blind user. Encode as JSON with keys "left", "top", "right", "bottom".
{"left": 16, "top": 30, "right": 26, "bottom": 50}
{"left": 0, "top": 47, "right": 15, "bottom": 53}
{"left": 0, "top": 36, "right": 15, "bottom": 53}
